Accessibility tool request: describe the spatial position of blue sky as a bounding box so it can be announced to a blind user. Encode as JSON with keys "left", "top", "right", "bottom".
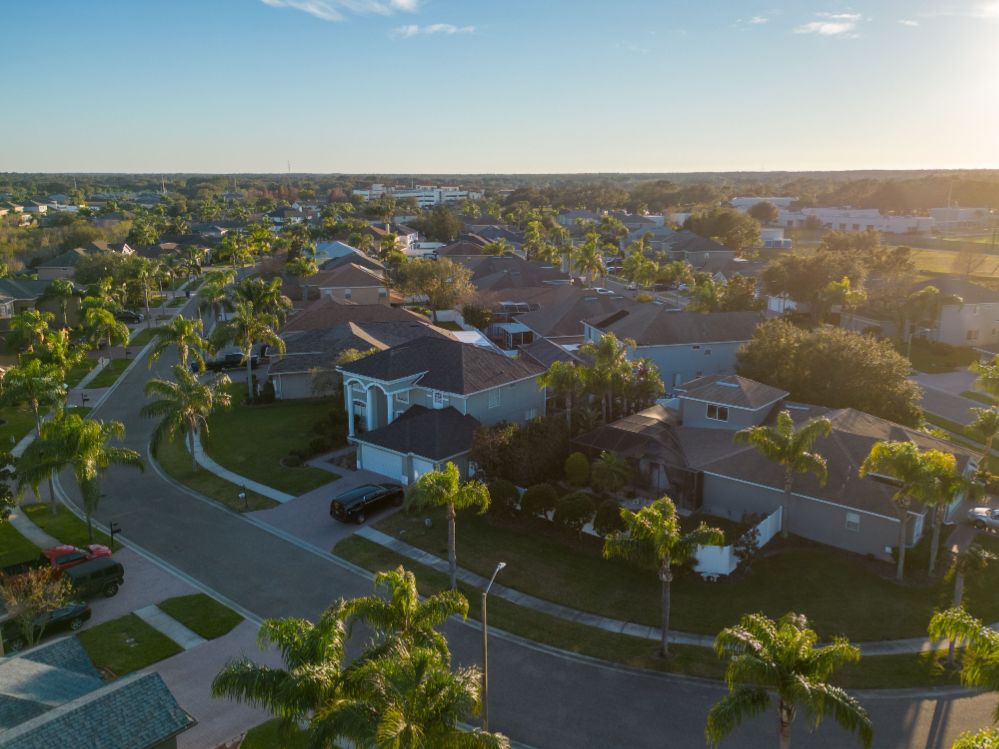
{"left": 2, "top": 0, "right": 998, "bottom": 173}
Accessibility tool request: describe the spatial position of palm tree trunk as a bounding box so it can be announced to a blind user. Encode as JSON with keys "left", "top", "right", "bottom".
{"left": 778, "top": 700, "right": 794, "bottom": 749}
{"left": 565, "top": 392, "right": 573, "bottom": 433}
{"left": 144, "top": 286, "right": 151, "bottom": 330}
{"left": 246, "top": 349, "right": 254, "bottom": 403}
{"left": 948, "top": 570, "right": 966, "bottom": 666}
{"left": 448, "top": 501, "right": 457, "bottom": 590}
{"left": 781, "top": 470, "right": 793, "bottom": 540}
{"left": 929, "top": 506, "right": 942, "bottom": 576}
{"left": 659, "top": 559, "right": 672, "bottom": 657}
{"left": 189, "top": 429, "right": 198, "bottom": 473}
{"left": 32, "top": 405, "right": 59, "bottom": 516}
{"left": 896, "top": 508, "right": 909, "bottom": 583}
{"left": 85, "top": 507, "right": 94, "bottom": 543}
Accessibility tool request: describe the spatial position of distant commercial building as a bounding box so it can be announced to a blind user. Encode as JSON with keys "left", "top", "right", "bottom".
{"left": 730, "top": 196, "right": 798, "bottom": 211}
{"left": 777, "top": 207, "right": 934, "bottom": 234}
{"left": 352, "top": 183, "right": 483, "bottom": 208}
{"left": 929, "top": 207, "right": 991, "bottom": 231}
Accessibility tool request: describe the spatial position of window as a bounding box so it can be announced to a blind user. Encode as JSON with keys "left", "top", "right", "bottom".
{"left": 378, "top": 287, "right": 388, "bottom": 298}
{"left": 845, "top": 512, "right": 861, "bottom": 532}
{"left": 432, "top": 390, "right": 446, "bottom": 409}
{"left": 704, "top": 348, "right": 712, "bottom": 356}
{"left": 706, "top": 404, "right": 729, "bottom": 422}
{"left": 691, "top": 345, "right": 701, "bottom": 350}
{"left": 488, "top": 389, "right": 501, "bottom": 409}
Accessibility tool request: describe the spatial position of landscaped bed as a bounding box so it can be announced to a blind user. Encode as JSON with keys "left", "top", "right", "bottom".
{"left": 371, "top": 506, "right": 992, "bottom": 642}
{"left": 76, "top": 613, "right": 182, "bottom": 676}
{"left": 157, "top": 593, "right": 242, "bottom": 639}
{"left": 86, "top": 358, "right": 131, "bottom": 389}
{"left": 22, "top": 502, "right": 118, "bottom": 549}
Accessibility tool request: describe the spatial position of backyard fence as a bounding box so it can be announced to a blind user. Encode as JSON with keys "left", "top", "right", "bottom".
{"left": 693, "top": 507, "right": 782, "bottom": 581}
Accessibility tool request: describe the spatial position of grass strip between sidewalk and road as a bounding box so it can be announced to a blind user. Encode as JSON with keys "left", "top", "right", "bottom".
{"left": 77, "top": 613, "right": 183, "bottom": 676}
{"left": 129, "top": 328, "right": 157, "bottom": 347}
{"left": 86, "top": 358, "right": 131, "bottom": 389}
{"left": 333, "top": 536, "right": 958, "bottom": 689}
{"left": 0, "top": 519, "right": 40, "bottom": 567}
{"left": 22, "top": 502, "right": 119, "bottom": 550}
{"left": 242, "top": 719, "right": 309, "bottom": 749}
{"left": 961, "top": 390, "right": 996, "bottom": 406}
{"left": 157, "top": 593, "right": 243, "bottom": 639}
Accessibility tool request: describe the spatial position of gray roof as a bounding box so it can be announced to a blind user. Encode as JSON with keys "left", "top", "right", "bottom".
{"left": 455, "top": 255, "right": 571, "bottom": 291}
{"left": 338, "top": 336, "right": 544, "bottom": 395}
{"left": 585, "top": 308, "right": 761, "bottom": 347}
{"left": 519, "top": 337, "right": 583, "bottom": 368}
{"left": 517, "top": 292, "right": 635, "bottom": 339}
{"left": 308, "top": 263, "right": 385, "bottom": 289}
{"left": 676, "top": 374, "right": 788, "bottom": 410}
{"left": 354, "top": 405, "right": 480, "bottom": 461}
{"left": 911, "top": 276, "right": 999, "bottom": 305}
{"left": 283, "top": 299, "right": 425, "bottom": 333}
{"left": 38, "top": 248, "right": 90, "bottom": 268}
{"left": 0, "top": 279, "right": 52, "bottom": 302}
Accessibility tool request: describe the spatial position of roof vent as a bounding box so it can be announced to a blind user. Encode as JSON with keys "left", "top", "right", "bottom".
{"left": 717, "top": 380, "right": 739, "bottom": 389}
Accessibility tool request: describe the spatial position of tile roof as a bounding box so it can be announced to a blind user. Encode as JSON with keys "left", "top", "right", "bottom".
{"left": 338, "top": 336, "right": 544, "bottom": 394}
{"left": 283, "top": 299, "right": 427, "bottom": 333}
{"left": 676, "top": 374, "right": 788, "bottom": 410}
{"left": 585, "top": 308, "right": 762, "bottom": 346}
{"left": 354, "top": 405, "right": 480, "bottom": 461}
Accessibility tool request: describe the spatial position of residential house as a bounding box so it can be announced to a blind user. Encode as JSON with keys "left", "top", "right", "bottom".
{"left": 0, "top": 637, "right": 194, "bottom": 749}
{"left": 21, "top": 200, "right": 48, "bottom": 215}
{"left": 434, "top": 235, "right": 490, "bottom": 258}
{"left": 583, "top": 307, "right": 761, "bottom": 390}
{"left": 0, "top": 279, "right": 64, "bottom": 332}
{"left": 456, "top": 254, "right": 572, "bottom": 293}
{"left": 556, "top": 210, "right": 601, "bottom": 231}
{"left": 302, "top": 263, "right": 390, "bottom": 305}
{"left": 36, "top": 248, "right": 90, "bottom": 280}
{"left": 910, "top": 276, "right": 999, "bottom": 347}
{"left": 316, "top": 241, "right": 385, "bottom": 273}
{"left": 267, "top": 207, "right": 305, "bottom": 225}
{"left": 574, "top": 373, "right": 977, "bottom": 559}
{"left": 0, "top": 202, "right": 24, "bottom": 215}
{"left": 282, "top": 298, "right": 425, "bottom": 334}
{"left": 337, "top": 336, "right": 545, "bottom": 483}
{"left": 515, "top": 290, "right": 636, "bottom": 346}
{"left": 86, "top": 240, "right": 135, "bottom": 256}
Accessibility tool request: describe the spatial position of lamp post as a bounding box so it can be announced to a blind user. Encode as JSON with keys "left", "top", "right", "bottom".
{"left": 481, "top": 561, "right": 506, "bottom": 732}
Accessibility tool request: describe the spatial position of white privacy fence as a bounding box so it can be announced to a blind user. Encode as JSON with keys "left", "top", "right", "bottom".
{"left": 693, "top": 507, "right": 783, "bottom": 581}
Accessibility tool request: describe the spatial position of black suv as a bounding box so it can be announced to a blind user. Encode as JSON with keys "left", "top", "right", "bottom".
{"left": 64, "top": 557, "right": 125, "bottom": 599}
{"left": 330, "top": 483, "right": 404, "bottom": 524}
{"left": 1, "top": 602, "right": 92, "bottom": 653}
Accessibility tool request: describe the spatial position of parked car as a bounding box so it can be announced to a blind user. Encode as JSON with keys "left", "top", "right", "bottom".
{"left": 114, "top": 310, "right": 143, "bottom": 324}
{"left": 0, "top": 544, "right": 112, "bottom": 579}
{"left": 330, "top": 483, "right": 404, "bottom": 524}
{"left": 64, "top": 557, "right": 124, "bottom": 598}
{"left": 0, "top": 602, "right": 92, "bottom": 653}
{"left": 968, "top": 506, "right": 999, "bottom": 530}
{"left": 592, "top": 287, "right": 615, "bottom": 296}
{"left": 198, "top": 353, "right": 259, "bottom": 373}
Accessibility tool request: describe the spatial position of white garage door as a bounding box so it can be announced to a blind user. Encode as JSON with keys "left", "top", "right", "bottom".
{"left": 359, "top": 444, "right": 405, "bottom": 482}
{"left": 411, "top": 458, "right": 435, "bottom": 483}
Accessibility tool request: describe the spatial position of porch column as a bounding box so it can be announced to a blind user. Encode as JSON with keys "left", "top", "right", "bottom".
{"left": 386, "top": 394, "right": 395, "bottom": 425}
{"left": 366, "top": 387, "right": 376, "bottom": 431}
{"left": 344, "top": 383, "right": 355, "bottom": 438}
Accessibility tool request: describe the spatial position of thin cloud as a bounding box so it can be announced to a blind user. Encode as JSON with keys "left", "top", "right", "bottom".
{"left": 898, "top": 18, "right": 919, "bottom": 26}
{"left": 749, "top": 15, "right": 769, "bottom": 24}
{"left": 392, "top": 23, "right": 476, "bottom": 38}
{"left": 920, "top": 2, "right": 999, "bottom": 19}
{"left": 794, "top": 12, "right": 862, "bottom": 36}
{"left": 977, "top": 0, "right": 999, "bottom": 18}
{"left": 260, "top": 0, "right": 418, "bottom": 22}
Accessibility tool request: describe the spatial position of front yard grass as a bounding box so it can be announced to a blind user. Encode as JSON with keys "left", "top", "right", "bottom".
{"left": 129, "top": 327, "right": 157, "bottom": 347}
{"left": 77, "top": 613, "right": 182, "bottom": 676}
{"left": 158, "top": 593, "right": 242, "bottom": 639}
{"left": 154, "top": 436, "right": 277, "bottom": 512}
{"left": 22, "top": 502, "right": 118, "bottom": 550}
{"left": 242, "top": 719, "right": 309, "bottom": 749}
{"left": 0, "top": 405, "right": 37, "bottom": 448}
{"left": 373, "top": 507, "right": 995, "bottom": 642}
{"left": 203, "top": 389, "right": 339, "bottom": 496}
{"left": 905, "top": 340, "right": 981, "bottom": 374}
{"left": 0, "top": 519, "right": 40, "bottom": 567}
{"left": 86, "top": 358, "right": 131, "bottom": 389}
{"left": 66, "top": 359, "right": 95, "bottom": 388}
{"left": 333, "top": 536, "right": 960, "bottom": 689}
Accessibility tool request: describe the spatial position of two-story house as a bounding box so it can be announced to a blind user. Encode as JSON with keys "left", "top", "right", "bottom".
{"left": 337, "top": 336, "right": 545, "bottom": 483}
{"left": 303, "top": 263, "right": 390, "bottom": 305}
{"left": 583, "top": 307, "right": 762, "bottom": 391}
{"left": 910, "top": 276, "right": 999, "bottom": 347}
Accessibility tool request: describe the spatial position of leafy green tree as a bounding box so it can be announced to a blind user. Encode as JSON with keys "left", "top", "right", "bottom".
{"left": 142, "top": 364, "right": 232, "bottom": 472}
{"left": 574, "top": 232, "right": 605, "bottom": 286}
{"left": 232, "top": 276, "right": 292, "bottom": 326}
{"left": 213, "top": 301, "right": 286, "bottom": 403}
{"left": 685, "top": 208, "right": 761, "bottom": 253}
{"left": 538, "top": 360, "right": 582, "bottom": 432}
{"left": 970, "top": 407, "right": 999, "bottom": 466}
{"left": 8, "top": 309, "right": 54, "bottom": 355}
{"left": 396, "top": 258, "right": 474, "bottom": 323}
{"left": 734, "top": 410, "right": 832, "bottom": 539}
{"left": 761, "top": 251, "right": 866, "bottom": 322}
{"left": 83, "top": 307, "right": 129, "bottom": 358}
{"left": 950, "top": 729, "right": 999, "bottom": 749}
{"left": 706, "top": 612, "right": 872, "bottom": 749}
{"left": 148, "top": 316, "right": 210, "bottom": 371}
{"left": 405, "top": 462, "right": 490, "bottom": 590}
{"left": 418, "top": 205, "right": 462, "bottom": 243}
{"left": 747, "top": 201, "right": 780, "bottom": 224}
{"left": 0, "top": 568, "right": 72, "bottom": 653}
{"left": 603, "top": 496, "right": 723, "bottom": 656}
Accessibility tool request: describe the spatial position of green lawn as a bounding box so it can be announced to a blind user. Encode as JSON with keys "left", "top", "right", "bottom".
{"left": 373, "top": 507, "right": 996, "bottom": 642}
{"left": 0, "top": 519, "right": 40, "bottom": 567}
{"left": 86, "top": 358, "right": 131, "bottom": 389}
{"left": 334, "top": 536, "right": 960, "bottom": 689}
{"left": 167, "top": 297, "right": 187, "bottom": 308}
{"left": 76, "top": 614, "right": 182, "bottom": 676}
{"left": 905, "top": 340, "right": 981, "bottom": 374}
{"left": 157, "top": 593, "right": 242, "bottom": 639}
{"left": 129, "top": 328, "right": 157, "bottom": 347}
{"left": 154, "top": 436, "right": 277, "bottom": 512}
{"left": 203, "top": 390, "right": 340, "bottom": 496}
{"left": 0, "top": 405, "right": 37, "bottom": 448}
{"left": 242, "top": 719, "right": 309, "bottom": 749}
{"left": 962, "top": 390, "right": 996, "bottom": 406}
{"left": 66, "top": 360, "right": 95, "bottom": 388}
{"left": 22, "top": 502, "right": 118, "bottom": 550}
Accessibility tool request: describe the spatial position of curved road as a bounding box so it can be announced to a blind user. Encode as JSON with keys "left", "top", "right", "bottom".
{"left": 57, "top": 300, "right": 997, "bottom": 749}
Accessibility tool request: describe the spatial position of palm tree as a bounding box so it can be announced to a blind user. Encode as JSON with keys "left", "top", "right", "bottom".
{"left": 574, "top": 232, "right": 605, "bottom": 286}
{"left": 83, "top": 307, "right": 129, "bottom": 359}
{"left": 538, "top": 360, "right": 581, "bottom": 432}
{"left": 285, "top": 255, "right": 318, "bottom": 302}
{"left": 922, "top": 458, "right": 968, "bottom": 576}
{"left": 579, "top": 333, "right": 633, "bottom": 423}
{"left": 198, "top": 269, "right": 235, "bottom": 327}
{"left": 148, "top": 316, "right": 210, "bottom": 372}
{"left": 902, "top": 286, "right": 962, "bottom": 357}
{"left": 213, "top": 301, "right": 285, "bottom": 403}
{"left": 928, "top": 607, "right": 999, "bottom": 720}
{"left": 970, "top": 406, "right": 999, "bottom": 469}
{"left": 859, "top": 440, "right": 954, "bottom": 582}
{"left": 41, "top": 279, "right": 78, "bottom": 329}
{"left": 142, "top": 365, "right": 232, "bottom": 472}
{"left": 945, "top": 544, "right": 996, "bottom": 665}
{"left": 34, "top": 328, "right": 87, "bottom": 390}
{"left": 734, "top": 410, "right": 832, "bottom": 540}
{"left": 132, "top": 257, "right": 156, "bottom": 327}
{"left": 232, "top": 276, "right": 292, "bottom": 326}
{"left": 17, "top": 413, "right": 144, "bottom": 541}
{"left": 706, "top": 612, "right": 872, "bottom": 749}
{"left": 972, "top": 357, "right": 999, "bottom": 399}
{"left": 590, "top": 451, "right": 632, "bottom": 494}
{"left": 8, "top": 309, "right": 53, "bottom": 355}
{"left": 405, "top": 462, "right": 490, "bottom": 590}
{"left": 603, "top": 496, "right": 722, "bottom": 656}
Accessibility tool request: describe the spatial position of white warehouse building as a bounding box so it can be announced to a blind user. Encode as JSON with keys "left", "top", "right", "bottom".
{"left": 352, "top": 183, "right": 483, "bottom": 208}
{"left": 777, "top": 207, "right": 934, "bottom": 234}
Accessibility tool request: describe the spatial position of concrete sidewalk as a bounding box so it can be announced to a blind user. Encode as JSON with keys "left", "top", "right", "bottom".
{"left": 7, "top": 505, "right": 60, "bottom": 548}
{"left": 191, "top": 432, "right": 295, "bottom": 503}
{"left": 135, "top": 604, "right": 207, "bottom": 650}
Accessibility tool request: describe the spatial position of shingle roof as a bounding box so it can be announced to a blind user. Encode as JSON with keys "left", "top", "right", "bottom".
{"left": 283, "top": 299, "right": 427, "bottom": 333}
{"left": 519, "top": 337, "right": 584, "bottom": 368}
{"left": 585, "top": 308, "right": 761, "bottom": 346}
{"left": 911, "top": 276, "right": 999, "bottom": 305}
{"left": 338, "top": 336, "right": 544, "bottom": 394}
{"left": 676, "top": 374, "right": 788, "bottom": 410}
{"left": 354, "top": 405, "right": 480, "bottom": 461}
{"left": 38, "top": 248, "right": 90, "bottom": 268}
{"left": 517, "top": 292, "right": 635, "bottom": 339}
{"left": 309, "top": 263, "right": 386, "bottom": 289}
{"left": 0, "top": 279, "right": 51, "bottom": 301}
{"left": 455, "top": 255, "right": 571, "bottom": 291}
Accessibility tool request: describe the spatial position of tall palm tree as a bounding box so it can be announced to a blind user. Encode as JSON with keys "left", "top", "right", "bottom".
{"left": 8, "top": 309, "right": 53, "bottom": 355}
{"left": 405, "top": 462, "right": 490, "bottom": 590}
{"left": 972, "top": 357, "right": 999, "bottom": 400}
{"left": 538, "top": 360, "right": 581, "bottom": 432}
{"left": 41, "top": 279, "right": 78, "bottom": 329}
{"left": 603, "top": 496, "right": 723, "bottom": 656}
{"left": 148, "top": 316, "right": 210, "bottom": 372}
{"left": 970, "top": 406, "right": 999, "bottom": 469}
{"left": 34, "top": 328, "right": 87, "bottom": 391}
{"left": 922, "top": 459, "right": 969, "bottom": 576}
{"left": 213, "top": 301, "right": 285, "bottom": 403}
{"left": 929, "top": 607, "right": 999, "bottom": 720}
{"left": 142, "top": 365, "right": 231, "bottom": 472}
{"left": 17, "top": 413, "right": 143, "bottom": 541}
{"left": 734, "top": 410, "right": 832, "bottom": 540}
{"left": 579, "top": 333, "right": 634, "bottom": 422}
{"left": 945, "top": 543, "right": 996, "bottom": 665}
{"left": 574, "top": 232, "right": 605, "bottom": 286}
{"left": 706, "top": 612, "right": 872, "bottom": 749}
{"left": 198, "top": 269, "right": 236, "bottom": 327}
{"left": 233, "top": 276, "right": 292, "bottom": 326}
{"left": 83, "top": 307, "right": 129, "bottom": 359}
{"left": 132, "top": 257, "right": 156, "bottom": 327}
{"left": 859, "top": 440, "right": 953, "bottom": 582}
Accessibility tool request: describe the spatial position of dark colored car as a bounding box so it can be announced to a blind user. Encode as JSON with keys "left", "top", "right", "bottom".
{"left": 64, "top": 557, "right": 125, "bottom": 599}
{"left": 198, "top": 353, "right": 260, "bottom": 373}
{"left": 330, "top": 483, "right": 404, "bottom": 524}
{"left": 114, "top": 309, "right": 144, "bottom": 324}
{"left": 1, "top": 602, "right": 92, "bottom": 653}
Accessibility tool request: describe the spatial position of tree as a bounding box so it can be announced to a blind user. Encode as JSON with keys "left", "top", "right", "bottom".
{"left": 748, "top": 201, "right": 780, "bottom": 225}
{"left": 418, "top": 205, "right": 462, "bottom": 243}
{"left": 951, "top": 729, "right": 999, "bottom": 749}
{"left": 232, "top": 276, "right": 292, "bottom": 326}
{"left": 285, "top": 255, "right": 318, "bottom": 302}
{"left": 8, "top": 309, "right": 54, "bottom": 355}
{"left": 461, "top": 303, "right": 492, "bottom": 330}
{"left": 396, "top": 258, "right": 474, "bottom": 323}
{"left": 142, "top": 365, "right": 232, "bottom": 472}
{"left": 706, "top": 612, "right": 872, "bottom": 749}
{"left": 482, "top": 238, "right": 512, "bottom": 256}
{"left": 734, "top": 410, "right": 831, "bottom": 540}
{"left": 213, "top": 301, "right": 285, "bottom": 403}
{"left": 761, "top": 251, "right": 866, "bottom": 322}
{"left": 553, "top": 492, "right": 596, "bottom": 536}
{"left": 40, "top": 279, "right": 78, "bottom": 329}
{"left": 538, "top": 360, "right": 582, "bottom": 432}
{"left": 83, "top": 307, "right": 129, "bottom": 358}
{"left": 578, "top": 332, "right": 634, "bottom": 423}
{"left": 685, "top": 208, "right": 761, "bottom": 253}
{"left": 0, "top": 568, "right": 72, "bottom": 654}
{"left": 198, "top": 269, "right": 235, "bottom": 325}
{"left": 922, "top": 458, "right": 968, "bottom": 576}
{"left": 718, "top": 275, "right": 764, "bottom": 312}
{"left": 148, "top": 315, "right": 210, "bottom": 371}
{"left": 590, "top": 450, "right": 632, "bottom": 494}
{"left": 946, "top": 543, "right": 996, "bottom": 665}
{"left": 900, "top": 285, "right": 963, "bottom": 355}
{"left": 17, "top": 413, "right": 144, "bottom": 542}
{"left": 574, "top": 232, "right": 605, "bottom": 286}
{"left": 970, "top": 407, "right": 999, "bottom": 468}
{"left": 859, "top": 440, "right": 954, "bottom": 582}
{"left": 604, "top": 496, "right": 723, "bottom": 656}
{"left": 929, "top": 607, "right": 999, "bottom": 721}
{"left": 405, "top": 462, "right": 490, "bottom": 590}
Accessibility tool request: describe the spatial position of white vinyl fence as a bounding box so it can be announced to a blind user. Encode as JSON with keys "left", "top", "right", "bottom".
{"left": 693, "top": 507, "right": 782, "bottom": 581}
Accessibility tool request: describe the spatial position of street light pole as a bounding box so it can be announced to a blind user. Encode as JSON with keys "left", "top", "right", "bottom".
{"left": 482, "top": 561, "right": 506, "bottom": 733}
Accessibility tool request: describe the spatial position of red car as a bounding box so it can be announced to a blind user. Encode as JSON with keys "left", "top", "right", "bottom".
{"left": 41, "top": 544, "right": 113, "bottom": 572}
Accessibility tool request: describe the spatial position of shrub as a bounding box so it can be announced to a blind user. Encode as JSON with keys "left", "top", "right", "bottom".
{"left": 488, "top": 479, "right": 520, "bottom": 516}
{"left": 590, "top": 452, "right": 631, "bottom": 494}
{"left": 461, "top": 303, "right": 492, "bottom": 330}
{"left": 521, "top": 483, "right": 558, "bottom": 521}
{"left": 593, "top": 500, "right": 626, "bottom": 537}
{"left": 470, "top": 417, "right": 569, "bottom": 486}
{"left": 288, "top": 447, "right": 308, "bottom": 461}
{"left": 635, "top": 292, "right": 654, "bottom": 303}
{"left": 260, "top": 379, "right": 276, "bottom": 403}
{"left": 564, "top": 452, "right": 590, "bottom": 487}
{"left": 309, "top": 436, "right": 331, "bottom": 455}
{"left": 554, "top": 492, "right": 596, "bottom": 535}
